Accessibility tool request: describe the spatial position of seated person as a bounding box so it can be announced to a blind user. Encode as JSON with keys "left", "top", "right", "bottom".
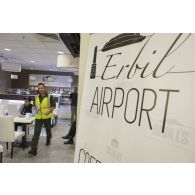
{"left": 15, "top": 97, "right": 34, "bottom": 131}
{"left": 62, "top": 121, "right": 76, "bottom": 144}
{"left": 19, "top": 97, "right": 34, "bottom": 116}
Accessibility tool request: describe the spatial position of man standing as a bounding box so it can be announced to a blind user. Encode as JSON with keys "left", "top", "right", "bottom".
{"left": 62, "top": 121, "right": 76, "bottom": 144}
{"left": 29, "top": 83, "right": 55, "bottom": 156}
{"left": 69, "top": 87, "right": 78, "bottom": 124}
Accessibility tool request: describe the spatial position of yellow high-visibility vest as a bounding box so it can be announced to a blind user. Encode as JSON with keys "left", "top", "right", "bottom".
{"left": 35, "top": 94, "right": 53, "bottom": 119}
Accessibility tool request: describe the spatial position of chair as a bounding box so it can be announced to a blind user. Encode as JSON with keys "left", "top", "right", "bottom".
{"left": 7, "top": 104, "right": 18, "bottom": 116}
{"left": 0, "top": 144, "right": 3, "bottom": 163}
{"left": 0, "top": 105, "right": 5, "bottom": 115}
{"left": 0, "top": 116, "right": 25, "bottom": 158}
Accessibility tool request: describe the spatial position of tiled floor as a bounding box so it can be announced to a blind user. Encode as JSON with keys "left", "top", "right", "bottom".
{"left": 1, "top": 120, "right": 75, "bottom": 163}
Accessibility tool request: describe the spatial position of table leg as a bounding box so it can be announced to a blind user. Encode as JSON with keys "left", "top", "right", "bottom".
{"left": 22, "top": 124, "right": 27, "bottom": 145}
{"left": 20, "top": 124, "right": 31, "bottom": 148}
{"left": 0, "top": 152, "right": 2, "bottom": 163}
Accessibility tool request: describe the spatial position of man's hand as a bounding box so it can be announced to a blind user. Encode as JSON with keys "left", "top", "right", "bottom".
{"left": 45, "top": 111, "right": 50, "bottom": 115}
{"left": 45, "top": 108, "right": 54, "bottom": 115}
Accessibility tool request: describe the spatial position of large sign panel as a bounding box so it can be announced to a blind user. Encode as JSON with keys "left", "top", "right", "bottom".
{"left": 29, "top": 74, "right": 72, "bottom": 87}
{"left": 75, "top": 33, "right": 195, "bottom": 162}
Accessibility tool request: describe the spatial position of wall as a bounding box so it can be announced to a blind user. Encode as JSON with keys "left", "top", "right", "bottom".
{"left": 77, "top": 33, "right": 91, "bottom": 123}
{"left": 0, "top": 69, "right": 11, "bottom": 93}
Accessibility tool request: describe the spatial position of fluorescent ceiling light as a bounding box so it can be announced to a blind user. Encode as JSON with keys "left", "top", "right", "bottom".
{"left": 30, "top": 60, "right": 36, "bottom": 63}
{"left": 4, "top": 48, "right": 11, "bottom": 51}
{"left": 57, "top": 54, "right": 79, "bottom": 70}
{"left": 57, "top": 51, "right": 64, "bottom": 54}
{"left": 11, "top": 74, "right": 18, "bottom": 79}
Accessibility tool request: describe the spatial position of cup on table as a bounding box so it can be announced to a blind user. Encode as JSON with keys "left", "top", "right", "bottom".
{"left": 25, "top": 113, "right": 32, "bottom": 119}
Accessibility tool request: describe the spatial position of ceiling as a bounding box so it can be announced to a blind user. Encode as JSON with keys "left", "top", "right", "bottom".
{"left": 0, "top": 33, "right": 79, "bottom": 72}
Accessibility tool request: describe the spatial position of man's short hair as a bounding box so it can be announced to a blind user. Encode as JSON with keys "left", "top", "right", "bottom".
{"left": 24, "top": 97, "right": 31, "bottom": 102}
{"left": 38, "top": 83, "right": 45, "bottom": 87}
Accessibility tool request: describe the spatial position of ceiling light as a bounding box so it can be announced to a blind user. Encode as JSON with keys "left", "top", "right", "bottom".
{"left": 57, "top": 51, "right": 64, "bottom": 54}
{"left": 30, "top": 60, "right": 36, "bottom": 63}
{"left": 11, "top": 74, "right": 18, "bottom": 79}
{"left": 57, "top": 54, "right": 79, "bottom": 70}
{"left": 4, "top": 48, "right": 11, "bottom": 51}
{"left": 1, "top": 63, "right": 21, "bottom": 72}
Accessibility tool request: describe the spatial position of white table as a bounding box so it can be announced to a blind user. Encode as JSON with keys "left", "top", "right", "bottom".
{"left": 14, "top": 117, "right": 35, "bottom": 148}
{"left": 14, "top": 117, "right": 35, "bottom": 124}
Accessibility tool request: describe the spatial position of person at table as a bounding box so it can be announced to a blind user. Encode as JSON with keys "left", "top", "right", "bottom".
{"left": 15, "top": 97, "right": 34, "bottom": 131}
{"left": 28, "top": 83, "right": 55, "bottom": 156}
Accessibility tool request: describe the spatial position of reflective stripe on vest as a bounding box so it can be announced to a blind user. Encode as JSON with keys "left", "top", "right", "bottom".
{"left": 35, "top": 94, "right": 53, "bottom": 119}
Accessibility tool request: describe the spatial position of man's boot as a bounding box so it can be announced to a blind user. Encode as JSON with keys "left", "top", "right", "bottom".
{"left": 45, "top": 138, "right": 51, "bottom": 146}
{"left": 64, "top": 138, "right": 73, "bottom": 144}
{"left": 62, "top": 134, "right": 70, "bottom": 139}
{"left": 45, "top": 141, "right": 50, "bottom": 146}
{"left": 28, "top": 148, "right": 37, "bottom": 155}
